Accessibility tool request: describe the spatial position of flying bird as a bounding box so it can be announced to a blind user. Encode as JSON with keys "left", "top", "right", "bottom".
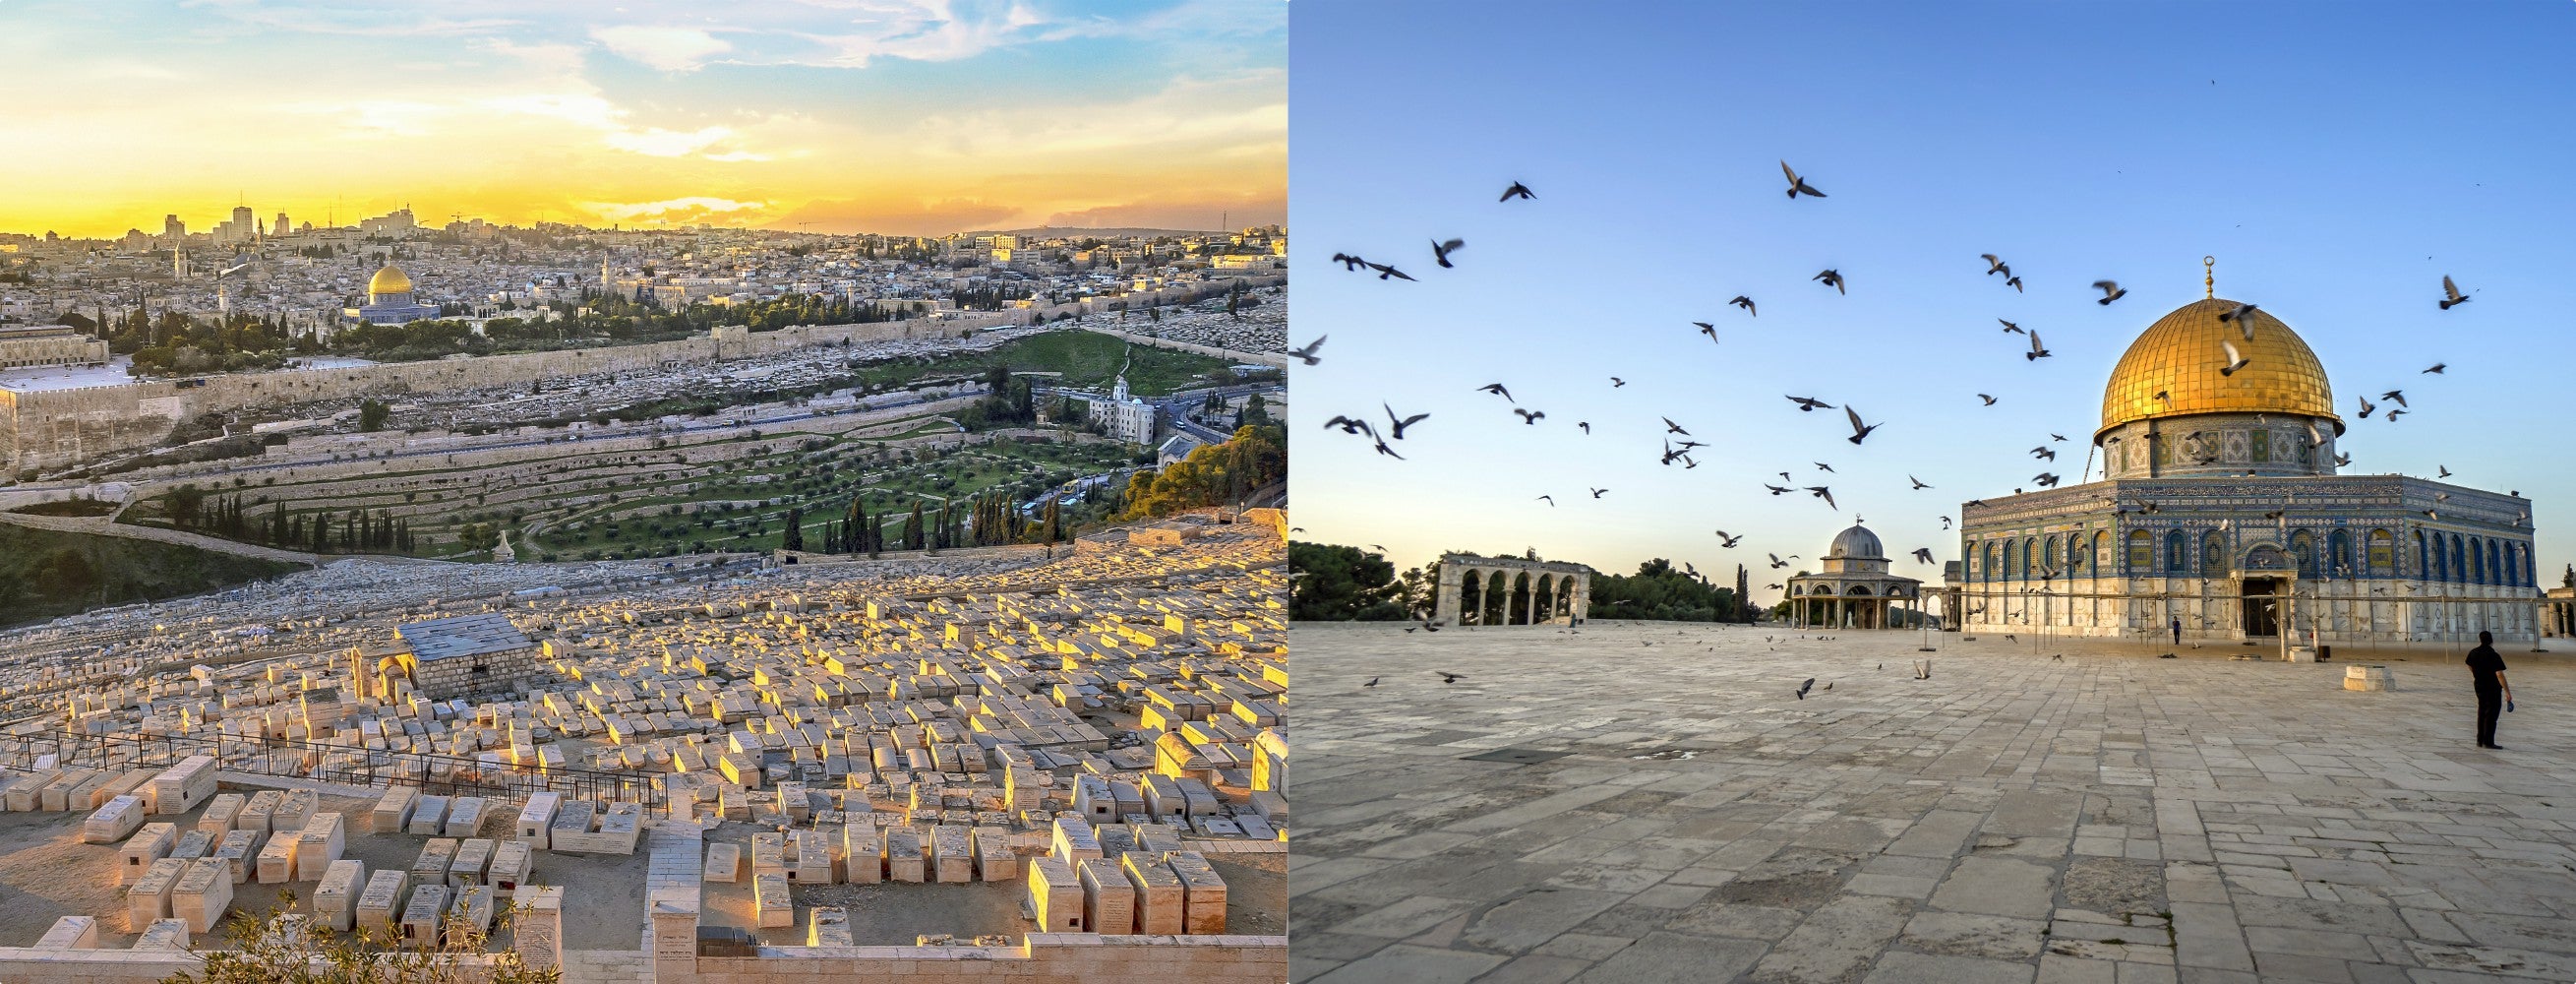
{"left": 1912, "top": 548, "right": 1936, "bottom": 564}
{"left": 1610, "top": 377, "right": 1626, "bottom": 387}
{"left": 2438, "top": 275, "right": 2469, "bottom": 310}
{"left": 2091, "top": 280, "right": 2127, "bottom": 305}
{"left": 2423, "top": 362, "right": 2445, "bottom": 374}
{"left": 2026, "top": 332, "right": 2052, "bottom": 360}
{"left": 1814, "top": 269, "right": 1845, "bottom": 294}
{"left": 1941, "top": 516, "right": 1953, "bottom": 529}
{"left": 1767, "top": 553, "right": 1792, "bottom": 569}
{"left": 1695, "top": 321, "right": 1718, "bottom": 343}
{"left": 1513, "top": 408, "right": 1546, "bottom": 425}
{"left": 1909, "top": 475, "right": 1933, "bottom": 489}
{"left": 1288, "top": 336, "right": 1326, "bottom": 365}
{"left": 1730, "top": 295, "right": 1757, "bottom": 316}
{"left": 1383, "top": 403, "right": 1429, "bottom": 439}
{"left": 1323, "top": 414, "right": 1371, "bottom": 435}
{"left": 1764, "top": 484, "right": 1793, "bottom": 496}
{"left": 2358, "top": 395, "right": 2375, "bottom": 417}
{"left": 2438, "top": 464, "right": 2452, "bottom": 477}
{"left": 1364, "top": 677, "right": 1379, "bottom": 686}
{"left": 1431, "top": 238, "right": 1465, "bottom": 268}
{"left": 1780, "top": 160, "right": 1826, "bottom": 199}
{"left": 1663, "top": 417, "right": 1691, "bottom": 435}
{"left": 2387, "top": 408, "right": 2407, "bottom": 421}
{"left": 1795, "top": 677, "right": 1816, "bottom": 700}
{"left": 2051, "top": 433, "right": 2067, "bottom": 442}
{"left": 1844, "top": 406, "right": 1878, "bottom": 445}
{"left": 2034, "top": 472, "right": 2061, "bottom": 487}
{"left": 2220, "top": 339, "right": 2250, "bottom": 376}
{"left": 1815, "top": 461, "right": 1834, "bottom": 472}
{"left": 1715, "top": 530, "right": 1743, "bottom": 547}
{"left": 1437, "top": 671, "right": 1465, "bottom": 683}
{"left": 2333, "top": 452, "right": 2352, "bottom": 467}
{"left": 2031, "top": 446, "right": 2056, "bottom": 461}
{"left": 1785, "top": 395, "right": 1834, "bottom": 411}
{"left": 1366, "top": 262, "right": 1415, "bottom": 281}
{"left": 1982, "top": 254, "right": 2010, "bottom": 276}
{"left": 2381, "top": 390, "right": 2407, "bottom": 407}
{"left": 1999, "top": 319, "right": 2023, "bottom": 335}
{"left": 2218, "top": 302, "right": 2261, "bottom": 339}
{"left": 1372, "top": 437, "right": 1406, "bottom": 460}
{"left": 1589, "top": 488, "right": 1608, "bottom": 499}
{"left": 1329, "top": 253, "right": 1367, "bottom": 271}
{"left": 2006, "top": 276, "right": 2023, "bottom": 292}
{"left": 1478, "top": 383, "right": 1513, "bottom": 400}
{"left": 1500, "top": 181, "right": 1535, "bottom": 202}
{"left": 1978, "top": 394, "right": 1998, "bottom": 405}
{"left": 1807, "top": 486, "right": 1837, "bottom": 510}
{"left": 1535, "top": 495, "right": 1554, "bottom": 506}
{"left": 1578, "top": 421, "right": 1591, "bottom": 434}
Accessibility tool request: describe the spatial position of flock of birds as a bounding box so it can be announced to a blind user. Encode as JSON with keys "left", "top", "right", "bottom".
{"left": 1302, "top": 159, "right": 2485, "bottom": 626}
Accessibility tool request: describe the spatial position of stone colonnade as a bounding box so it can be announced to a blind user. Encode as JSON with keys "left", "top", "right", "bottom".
{"left": 1432, "top": 552, "right": 1595, "bottom": 627}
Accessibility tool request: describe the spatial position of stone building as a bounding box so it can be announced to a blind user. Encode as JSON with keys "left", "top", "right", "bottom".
{"left": 387, "top": 612, "right": 540, "bottom": 700}
{"left": 346, "top": 263, "right": 441, "bottom": 325}
{"left": 1089, "top": 375, "right": 1159, "bottom": 445}
{"left": 1786, "top": 523, "right": 1927, "bottom": 629}
{"left": 1958, "top": 267, "right": 2540, "bottom": 645}
{"left": 1433, "top": 552, "right": 1594, "bottom": 626}
{"left": 0, "top": 325, "right": 110, "bottom": 369}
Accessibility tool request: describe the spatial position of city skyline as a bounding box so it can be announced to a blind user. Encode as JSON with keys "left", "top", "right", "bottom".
{"left": 1288, "top": 0, "right": 2576, "bottom": 602}
{"left": 0, "top": 0, "right": 1285, "bottom": 239}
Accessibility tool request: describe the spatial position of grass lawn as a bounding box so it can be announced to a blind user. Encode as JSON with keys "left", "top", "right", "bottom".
{"left": 0, "top": 525, "right": 303, "bottom": 628}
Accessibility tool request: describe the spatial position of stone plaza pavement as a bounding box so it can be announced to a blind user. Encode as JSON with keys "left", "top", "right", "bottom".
{"left": 1289, "top": 621, "right": 2576, "bottom": 984}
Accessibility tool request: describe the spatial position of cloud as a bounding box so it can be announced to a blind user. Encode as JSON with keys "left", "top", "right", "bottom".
{"left": 590, "top": 25, "right": 732, "bottom": 72}
{"left": 765, "top": 196, "right": 1023, "bottom": 236}
{"left": 482, "top": 92, "right": 769, "bottom": 160}
{"left": 1045, "top": 194, "right": 1284, "bottom": 232}
{"left": 580, "top": 197, "right": 772, "bottom": 226}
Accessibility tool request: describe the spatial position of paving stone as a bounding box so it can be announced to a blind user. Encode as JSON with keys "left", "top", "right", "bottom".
{"left": 1749, "top": 892, "right": 1915, "bottom": 983}
{"left": 1305, "top": 943, "right": 1507, "bottom": 984}
{"left": 1933, "top": 856, "right": 2059, "bottom": 920}
{"left": 1568, "top": 932, "right": 1764, "bottom": 984}
{"left": 1459, "top": 889, "right": 1629, "bottom": 954}
{"left": 1904, "top": 910, "right": 2050, "bottom": 959}
{"left": 1864, "top": 951, "right": 2039, "bottom": 984}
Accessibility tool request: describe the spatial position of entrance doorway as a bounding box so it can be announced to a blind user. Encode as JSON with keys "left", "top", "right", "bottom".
{"left": 2242, "top": 577, "right": 2281, "bottom": 637}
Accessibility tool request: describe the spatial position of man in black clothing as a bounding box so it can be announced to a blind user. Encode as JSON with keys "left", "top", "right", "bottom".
{"left": 2171, "top": 617, "right": 2182, "bottom": 646}
{"left": 2465, "top": 631, "right": 2513, "bottom": 749}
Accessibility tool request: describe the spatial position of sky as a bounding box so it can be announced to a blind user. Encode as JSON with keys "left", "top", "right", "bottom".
{"left": 0, "top": 0, "right": 1284, "bottom": 238}
{"left": 1288, "top": 1, "right": 2576, "bottom": 607}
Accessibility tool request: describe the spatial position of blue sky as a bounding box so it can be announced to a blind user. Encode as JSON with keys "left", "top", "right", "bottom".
{"left": 1288, "top": 1, "right": 2576, "bottom": 602}
{"left": 0, "top": 0, "right": 1283, "bottom": 236}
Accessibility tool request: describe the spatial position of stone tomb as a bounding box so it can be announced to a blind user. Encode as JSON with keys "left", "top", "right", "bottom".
{"left": 751, "top": 871, "right": 793, "bottom": 929}
{"left": 449, "top": 885, "right": 497, "bottom": 943}
{"left": 126, "top": 856, "right": 188, "bottom": 931}
{"left": 806, "top": 906, "right": 854, "bottom": 947}
{"left": 515, "top": 791, "right": 561, "bottom": 848}
{"left": 370, "top": 786, "right": 418, "bottom": 834}
{"left": 1078, "top": 857, "right": 1135, "bottom": 935}
{"left": 115, "top": 822, "right": 176, "bottom": 881}
{"left": 1026, "top": 858, "right": 1083, "bottom": 932}
{"left": 407, "top": 795, "right": 450, "bottom": 835}
{"left": 411, "top": 838, "right": 458, "bottom": 887}
{"left": 1166, "top": 850, "right": 1227, "bottom": 935}
{"left": 34, "top": 915, "right": 99, "bottom": 950}
{"left": 972, "top": 826, "right": 1020, "bottom": 882}
{"left": 295, "top": 813, "right": 346, "bottom": 881}
{"left": 314, "top": 859, "right": 365, "bottom": 932}
{"left": 257, "top": 829, "right": 300, "bottom": 884}
{"left": 487, "top": 840, "right": 532, "bottom": 892}
{"left": 448, "top": 837, "right": 494, "bottom": 889}
{"left": 238, "top": 790, "right": 281, "bottom": 834}
{"left": 884, "top": 828, "right": 926, "bottom": 883}
{"left": 170, "top": 857, "right": 234, "bottom": 933}
{"left": 840, "top": 825, "right": 880, "bottom": 885}
{"left": 703, "top": 841, "right": 742, "bottom": 883}
{"left": 197, "top": 793, "right": 244, "bottom": 834}
{"left": 212, "top": 829, "right": 263, "bottom": 884}
{"left": 399, "top": 884, "right": 449, "bottom": 950}
{"left": 133, "top": 918, "right": 193, "bottom": 951}
{"left": 85, "top": 796, "right": 149, "bottom": 845}
{"left": 355, "top": 869, "right": 409, "bottom": 934}
{"left": 167, "top": 829, "right": 213, "bottom": 862}
{"left": 1122, "top": 852, "right": 1185, "bottom": 935}
{"left": 443, "top": 796, "right": 487, "bottom": 837}
{"left": 147, "top": 756, "right": 217, "bottom": 816}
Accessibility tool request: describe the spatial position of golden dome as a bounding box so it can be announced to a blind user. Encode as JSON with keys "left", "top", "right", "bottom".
{"left": 2098, "top": 296, "right": 2341, "bottom": 439}
{"left": 368, "top": 264, "right": 412, "bottom": 296}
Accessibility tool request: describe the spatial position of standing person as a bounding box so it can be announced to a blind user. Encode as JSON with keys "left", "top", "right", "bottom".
{"left": 2466, "top": 630, "right": 2513, "bottom": 749}
{"left": 2171, "top": 616, "right": 2182, "bottom": 646}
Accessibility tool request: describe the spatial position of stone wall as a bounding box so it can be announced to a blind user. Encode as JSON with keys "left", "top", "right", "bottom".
{"left": 684, "top": 935, "right": 1288, "bottom": 984}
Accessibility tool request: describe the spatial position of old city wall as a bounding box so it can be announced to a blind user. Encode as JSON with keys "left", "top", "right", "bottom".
{"left": 4, "top": 313, "right": 1013, "bottom": 477}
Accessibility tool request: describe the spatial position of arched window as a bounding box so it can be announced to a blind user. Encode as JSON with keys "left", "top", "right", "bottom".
{"left": 2094, "top": 530, "right": 2111, "bottom": 574}
{"left": 2291, "top": 530, "right": 2315, "bottom": 578}
{"left": 2416, "top": 530, "right": 2429, "bottom": 581}
{"left": 2451, "top": 534, "right": 2467, "bottom": 584}
{"left": 2202, "top": 530, "right": 2228, "bottom": 577}
{"left": 2002, "top": 540, "right": 2017, "bottom": 582}
{"left": 2165, "top": 530, "right": 2188, "bottom": 574}
{"left": 2022, "top": 537, "right": 2037, "bottom": 580}
{"left": 2468, "top": 536, "right": 2484, "bottom": 584}
{"left": 2328, "top": 529, "right": 2352, "bottom": 579}
{"left": 2127, "top": 529, "right": 2152, "bottom": 574}
{"left": 2487, "top": 539, "right": 2502, "bottom": 586}
{"left": 2523, "top": 542, "right": 2536, "bottom": 587}
{"left": 1981, "top": 541, "right": 1997, "bottom": 583}
{"left": 2043, "top": 535, "right": 2062, "bottom": 578}
{"left": 2368, "top": 528, "right": 2392, "bottom": 577}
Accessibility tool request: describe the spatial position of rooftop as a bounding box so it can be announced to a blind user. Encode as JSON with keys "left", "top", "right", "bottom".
{"left": 394, "top": 611, "right": 534, "bottom": 662}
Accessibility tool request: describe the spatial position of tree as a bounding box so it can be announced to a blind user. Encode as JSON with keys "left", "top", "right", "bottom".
{"left": 1585, "top": 558, "right": 1741, "bottom": 623}
{"left": 781, "top": 507, "right": 805, "bottom": 552}
{"left": 358, "top": 399, "right": 391, "bottom": 432}
{"left": 1289, "top": 542, "right": 1408, "bottom": 621}
{"left": 159, "top": 890, "right": 560, "bottom": 984}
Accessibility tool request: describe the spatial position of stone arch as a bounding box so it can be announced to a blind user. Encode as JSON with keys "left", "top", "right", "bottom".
{"left": 2164, "top": 529, "right": 2187, "bottom": 574}
{"left": 2043, "top": 534, "right": 2063, "bottom": 578}
{"left": 1847, "top": 584, "right": 1874, "bottom": 595}
{"left": 2127, "top": 529, "right": 2152, "bottom": 574}
{"left": 2022, "top": 536, "right": 2037, "bottom": 579}
{"left": 2291, "top": 530, "right": 2315, "bottom": 578}
{"left": 2327, "top": 528, "right": 2352, "bottom": 578}
{"left": 1508, "top": 572, "right": 1533, "bottom": 624}
{"left": 2469, "top": 536, "right": 2486, "bottom": 584}
{"left": 2368, "top": 528, "right": 2393, "bottom": 577}
{"left": 2202, "top": 530, "right": 2228, "bottom": 577}
{"left": 1980, "top": 540, "right": 1996, "bottom": 582}
{"left": 2450, "top": 533, "right": 2467, "bottom": 584}
{"left": 2486, "top": 539, "right": 2502, "bottom": 586}
{"left": 2092, "top": 529, "right": 2110, "bottom": 574}
{"left": 2416, "top": 530, "right": 2429, "bottom": 580}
